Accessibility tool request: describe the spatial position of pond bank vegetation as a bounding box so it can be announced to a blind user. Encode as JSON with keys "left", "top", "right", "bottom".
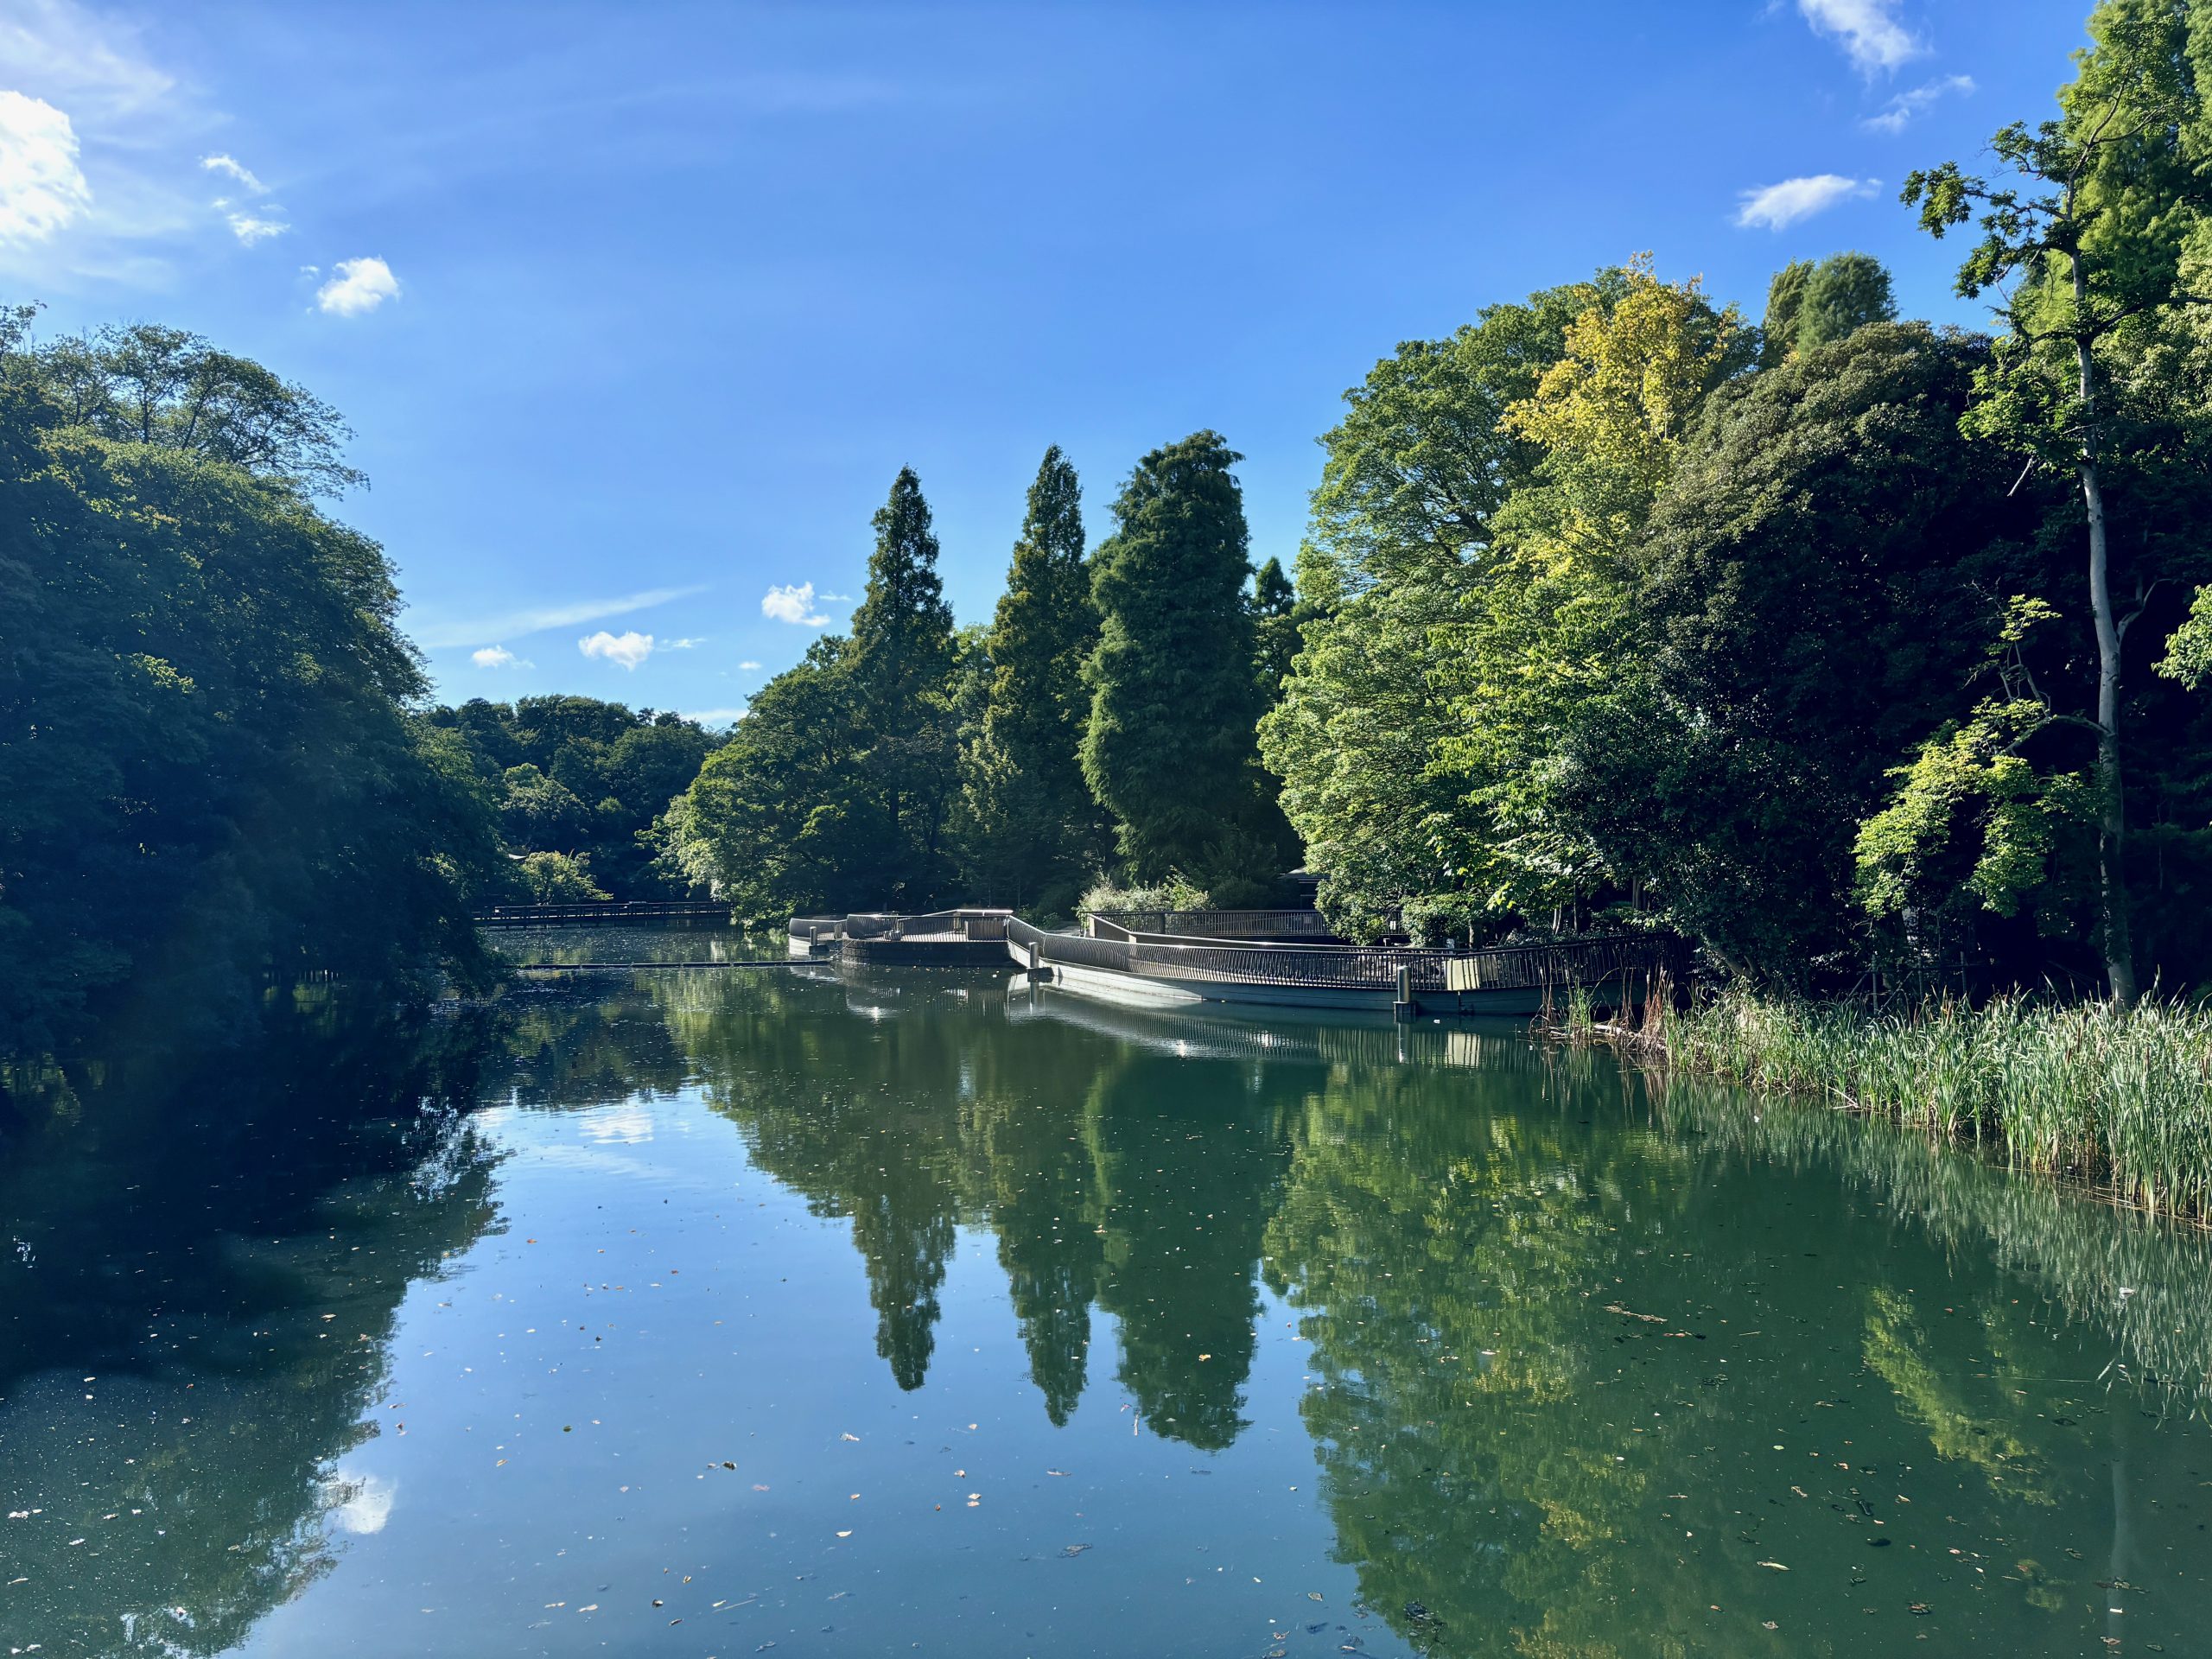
{"left": 1573, "top": 987, "right": 2212, "bottom": 1224}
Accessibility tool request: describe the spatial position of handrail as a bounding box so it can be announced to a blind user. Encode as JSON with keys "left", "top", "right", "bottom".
{"left": 1013, "top": 915, "right": 1676, "bottom": 995}
{"left": 477, "top": 899, "right": 734, "bottom": 928}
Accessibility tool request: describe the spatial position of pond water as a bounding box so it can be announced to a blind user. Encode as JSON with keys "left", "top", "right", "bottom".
{"left": 5, "top": 931, "right": 2211, "bottom": 1657}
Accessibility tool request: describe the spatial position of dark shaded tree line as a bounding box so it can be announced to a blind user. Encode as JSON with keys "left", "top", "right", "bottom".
{"left": 0, "top": 313, "right": 511, "bottom": 1057}
{"left": 424, "top": 696, "right": 724, "bottom": 901}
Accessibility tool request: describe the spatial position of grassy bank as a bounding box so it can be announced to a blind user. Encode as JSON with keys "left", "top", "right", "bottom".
{"left": 1593, "top": 988, "right": 2212, "bottom": 1222}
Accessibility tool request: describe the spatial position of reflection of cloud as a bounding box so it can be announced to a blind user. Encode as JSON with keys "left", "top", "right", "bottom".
{"left": 324, "top": 1469, "right": 397, "bottom": 1535}
{"left": 583, "top": 1103, "right": 656, "bottom": 1144}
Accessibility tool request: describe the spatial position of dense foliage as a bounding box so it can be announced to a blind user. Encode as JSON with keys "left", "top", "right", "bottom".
{"left": 668, "top": 443, "right": 1299, "bottom": 921}
{"left": 423, "top": 696, "right": 722, "bottom": 899}
{"left": 1260, "top": 3, "right": 2212, "bottom": 994}
{"left": 0, "top": 311, "right": 505, "bottom": 1055}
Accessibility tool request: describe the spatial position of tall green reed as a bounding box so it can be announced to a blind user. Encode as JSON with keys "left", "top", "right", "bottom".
{"left": 1642, "top": 990, "right": 2212, "bottom": 1222}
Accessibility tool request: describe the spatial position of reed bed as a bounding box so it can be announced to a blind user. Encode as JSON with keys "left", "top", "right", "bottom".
{"left": 1631, "top": 988, "right": 2212, "bottom": 1222}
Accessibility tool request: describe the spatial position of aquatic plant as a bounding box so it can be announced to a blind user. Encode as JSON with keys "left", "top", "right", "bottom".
{"left": 1640, "top": 989, "right": 2212, "bottom": 1221}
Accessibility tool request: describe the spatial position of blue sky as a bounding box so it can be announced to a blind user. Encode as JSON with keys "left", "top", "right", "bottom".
{"left": 3, "top": 0, "right": 2092, "bottom": 722}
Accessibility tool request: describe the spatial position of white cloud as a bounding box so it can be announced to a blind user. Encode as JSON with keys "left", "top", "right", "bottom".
{"left": 738, "top": 660, "right": 762, "bottom": 671}
{"left": 682, "top": 706, "right": 749, "bottom": 727}
{"left": 200, "top": 151, "right": 266, "bottom": 193}
{"left": 819, "top": 592, "right": 852, "bottom": 602}
{"left": 1864, "top": 73, "right": 1974, "bottom": 133}
{"left": 665, "top": 636, "right": 704, "bottom": 649}
{"left": 1797, "top": 0, "right": 1923, "bottom": 74}
{"left": 580, "top": 629, "right": 654, "bottom": 670}
{"left": 0, "top": 91, "right": 90, "bottom": 241}
{"left": 223, "top": 207, "right": 285, "bottom": 244}
{"left": 1734, "top": 174, "right": 1878, "bottom": 231}
{"left": 471, "top": 645, "right": 531, "bottom": 668}
{"left": 762, "top": 582, "right": 829, "bottom": 626}
{"left": 410, "top": 584, "right": 705, "bottom": 648}
{"left": 317, "top": 255, "right": 399, "bottom": 315}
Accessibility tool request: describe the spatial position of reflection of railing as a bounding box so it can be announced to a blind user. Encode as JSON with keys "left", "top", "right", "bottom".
{"left": 479, "top": 899, "right": 732, "bottom": 929}
{"left": 1013, "top": 916, "right": 1679, "bottom": 995}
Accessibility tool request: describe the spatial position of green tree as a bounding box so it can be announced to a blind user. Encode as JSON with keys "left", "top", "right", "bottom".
{"left": 1903, "top": 0, "right": 2212, "bottom": 1000}
{"left": 516, "top": 849, "right": 611, "bottom": 902}
{"left": 2160, "top": 583, "right": 2212, "bottom": 687}
{"left": 662, "top": 639, "right": 895, "bottom": 918}
{"left": 428, "top": 697, "right": 721, "bottom": 896}
{"left": 1083, "top": 431, "right": 1291, "bottom": 899}
{"left": 1259, "top": 280, "right": 1603, "bottom": 937}
{"left": 1249, "top": 554, "right": 1299, "bottom": 696}
{"left": 0, "top": 309, "right": 504, "bottom": 1056}
{"left": 964, "top": 446, "right": 1109, "bottom": 913}
{"left": 1622, "top": 323, "right": 2055, "bottom": 980}
{"left": 1763, "top": 253, "right": 1897, "bottom": 362}
{"left": 849, "top": 467, "right": 961, "bottom": 901}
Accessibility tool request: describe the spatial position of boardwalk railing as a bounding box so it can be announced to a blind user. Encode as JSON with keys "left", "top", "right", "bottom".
{"left": 478, "top": 899, "right": 733, "bottom": 930}
{"left": 806, "top": 910, "right": 1012, "bottom": 943}
{"left": 1014, "top": 916, "right": 1679, "bottom": 997}
{"left": 1087, "top": 907, "right": 1340, "bottom": 941}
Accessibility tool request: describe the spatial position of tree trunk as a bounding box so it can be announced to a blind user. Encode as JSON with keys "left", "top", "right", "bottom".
{"left": 2077, "top": 330, "right": 2138, "bottom": 1004}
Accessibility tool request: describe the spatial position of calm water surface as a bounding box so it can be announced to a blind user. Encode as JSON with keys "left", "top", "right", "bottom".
{"left": 5, "top": 931, "right": 2211, "bottom": 1656}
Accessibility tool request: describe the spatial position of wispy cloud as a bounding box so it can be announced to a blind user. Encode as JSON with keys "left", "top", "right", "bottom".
{"left": 471, "top": 645, "right": 531, "bottom": 669}
{"left": 317, "top": 255, "right": 399, "bottom": 315}
{"left": 0, "top": 91, "right": 90, "bottom": 242}
{"left": 762, "top": 582, "right": 829, "bottom": 626}
{"left": 580, "top": 629, "right": 654, "bottom": 670}
{"left": 0, "top": 0, "right": 175, "bottom": 120}
{"left": 410, "top": 584, "right": 706, "bottom": 648}
{"left": 200, "top": 151, "right": 266, "bottom": 194}
{"left": 1797, "top": 0, "right": 1923, "bottom": 74}
{"left": 738, "top": 660, "right": 762, "bottom": 671}
{"left": 220, "top": 205, "right": 285, "bottom": 243}
{"left": 1735, "top": 174, "right": 1878, "bottom": 231}
{"left": 0, "top": 1, "right": 212, "bottom": 284}
{"left": 682, "top": 706, "right": 749, "bottom": 727}
{"left": 1864, "top": 73, "right": 1974, "bottom": 133}
{"left": 664, "top": 636, "right": 704, "bottom": 649}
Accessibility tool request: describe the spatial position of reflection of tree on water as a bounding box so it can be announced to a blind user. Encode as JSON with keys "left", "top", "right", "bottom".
{"left": 663, "top": 971, "right": 1299, "bottom": 1433}
{"left": 1085, "top": 1052, "right": 1294, "bottom": 1449}
{"left": 0, "top": 1010, "right": 502, "bottom": 1656}
{"left": 1264, "top": 1050, "right": 1725, "bottom": 1656}
{"left": 662, "top": 969, "right": 973, "bottom": 1390}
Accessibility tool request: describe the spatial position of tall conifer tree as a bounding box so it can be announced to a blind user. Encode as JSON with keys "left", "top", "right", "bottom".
{"left": 849, "top": 467, "right": 959, "bottom": 901}
{"left": 965, "top": 447, "right": 1109, "bottom": 912}
{"left": 1082, "top": 431, "right": 1291, "bottom": 896}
